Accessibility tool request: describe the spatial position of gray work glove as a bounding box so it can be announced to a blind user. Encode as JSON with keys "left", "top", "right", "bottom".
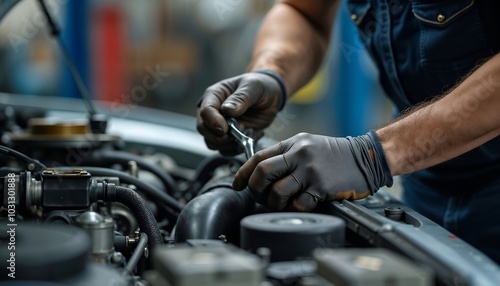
{"left": 232, "top": 131, "right": 393, "bottom": 211}
{"left": 196, "top": 71, "right": 285, "bottom": 156}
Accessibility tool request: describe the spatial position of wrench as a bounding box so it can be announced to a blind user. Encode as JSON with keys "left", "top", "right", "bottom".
{"left": 226, "top": 118, "right": 255, "bottom": 160}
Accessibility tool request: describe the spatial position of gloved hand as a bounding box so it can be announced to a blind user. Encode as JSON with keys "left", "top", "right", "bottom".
{"left": 232, "top": 131, "right": 393, "bottom": 211}
{"left": 196, "top": 71, "right": 285, "bottom": 156}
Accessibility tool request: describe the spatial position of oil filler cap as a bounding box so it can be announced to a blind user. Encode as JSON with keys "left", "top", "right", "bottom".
{"left": 240, "top": 213, "right": 345, "bottom": 262}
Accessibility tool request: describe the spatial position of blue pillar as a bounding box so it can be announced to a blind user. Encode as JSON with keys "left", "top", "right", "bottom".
{"left": 59, "top": 1, "right": 90, "bottom": 98}
{"left": 327, "top": 0, "right": 383, "bottom": 137}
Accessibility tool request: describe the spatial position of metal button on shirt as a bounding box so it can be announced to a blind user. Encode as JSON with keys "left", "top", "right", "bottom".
{"left": 436, "top": 13, "right": 445, "bottom": 22}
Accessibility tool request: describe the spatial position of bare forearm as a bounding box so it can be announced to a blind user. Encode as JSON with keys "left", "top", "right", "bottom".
{"left": 378, "top": 53, "right": 500, "bottom": 176}
{"left": 247, "top": 0, "right": 338, "bottom": 95}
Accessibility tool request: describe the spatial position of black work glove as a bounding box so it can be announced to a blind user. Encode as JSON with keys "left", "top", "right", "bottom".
{"left": 196, "top": 71, "right": 286, "bottom": 156}
{"left": 232, "top": 131, "right": 393, "bottom": 211}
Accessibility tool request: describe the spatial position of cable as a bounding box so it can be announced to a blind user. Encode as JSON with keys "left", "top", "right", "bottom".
{"left": 57, "top": 166, "right": 183, "bottom": 214}
{"left": 36, "top": 0, "right": 96, "bottom": 115}
{"left": 80, "top": 150, "right": 180, "bottom": 196}
{"left": 36, "top": 0, "right": 109, "bottom": 134}
{"left": 122, "top": 232, "right": 148, "bottom": 276}
{"left": 185, "top": 153, "right": 245, "bottom": 196}
{"left": 0, "top": 167, "right": 23, "bottom": 177}
{"left": 0, "top": 145, "right": 47, "bottom": 171}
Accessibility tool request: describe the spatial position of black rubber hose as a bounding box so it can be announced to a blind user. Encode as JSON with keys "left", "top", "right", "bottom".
{"left": 174, "top": 175, "right": 257, "bottom": 245}
{"left": 106, "top": 185, "right": 163, "bottom": 250}
{"left": 186, "top": 154, "right": 245, "bottom": 195}
{"left": 0, "top": 145, "right": 47, "bottom": 171}
{"left": 57, "top": 166, "right": 183, "bottom": 214}
{"left": 193, "top": 154, "right": 243, "bottom": 186}
{"left": 80, "top": 150, "right": 179, "bottom": 196}
{"left": 0, "top": 167, "right": 23, "bottom": 176}
{"left": 0, "top": 177, "right": 3, "bottom": 203}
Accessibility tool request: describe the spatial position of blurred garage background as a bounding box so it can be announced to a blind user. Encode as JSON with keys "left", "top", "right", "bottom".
{"left": 0, "top": 0, "right": 392, "bottom": 141}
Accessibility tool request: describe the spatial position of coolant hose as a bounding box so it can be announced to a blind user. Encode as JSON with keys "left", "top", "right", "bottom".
{"left": 81, "top": 150, "right": 179, "bottom": 196}
{"left": 174, "top": 175, "right": 257, "bottom": 245}
{"left": 106, "top": 185, "right": 164, "bottom": 250}
{"left": 59, "top": 166, "right": 183, "bottom": 213}
{"left": 189, "top": 154, "right": 245, "bottom": 194}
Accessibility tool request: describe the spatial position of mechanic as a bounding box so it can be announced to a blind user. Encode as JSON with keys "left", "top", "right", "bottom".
{"left": 196, "top": 0, "right": 500, "bottom": 263}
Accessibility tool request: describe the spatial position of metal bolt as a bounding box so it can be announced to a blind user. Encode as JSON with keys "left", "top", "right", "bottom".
{"left": 128, "top": 161, "right": 138, "bottom": 178}
{"left": 257, "top": 247, "right": 271, "bottom": 267}
{"left": 218, "top": 234, "right": 227, "bottom": 243}
{"left": 384, "top": 206, "right": 403, "bottom": 221}
{"left": 110, "top": 252, "right": 123, "bottom": 264}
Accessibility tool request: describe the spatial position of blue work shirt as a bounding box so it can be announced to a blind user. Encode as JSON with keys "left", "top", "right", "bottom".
{"left": 346, "top": 0, "right": 500, "bottom": 195}
{"left": 346, "top": 0, "right": 500, "bottom": 263}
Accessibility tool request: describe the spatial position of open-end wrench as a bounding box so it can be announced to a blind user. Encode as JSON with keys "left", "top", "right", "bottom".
{"left": 226, "top": 118, "right": 255, "bottom": 160}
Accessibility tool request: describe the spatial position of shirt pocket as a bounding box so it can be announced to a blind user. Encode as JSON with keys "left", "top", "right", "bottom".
{"left": 347, "top": 0, "right": 375, "bottom": 44}
{"left": 411, "top": 0, "right": 491, "bottom": 71}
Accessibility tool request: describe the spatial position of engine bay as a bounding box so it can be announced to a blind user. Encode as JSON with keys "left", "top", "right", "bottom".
{"left": 1, "top": 1, "right": 500, "bottom": 285}
{"left": 1, "top": 94, "right": 500, "bottom": 286}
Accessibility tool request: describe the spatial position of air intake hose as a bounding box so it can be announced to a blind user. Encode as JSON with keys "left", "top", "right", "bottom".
{"left": 174, "top": 175, "right": 257, "bottom": 245}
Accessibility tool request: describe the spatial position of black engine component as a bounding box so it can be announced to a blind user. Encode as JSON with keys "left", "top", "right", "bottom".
{"left": 0, "top": 223, "right": 90, "bottom": 280}
{"left": 174, "top": 175, "right": 257, "bottom": 245}
{"left": 0, "top": 223, "right": 126, "bottom": 286}
{"left": 0, "top": 167, "right": 164, "bottom": 251}
{"left": 41, "top": 169, "right": 93, "bottom": 211}
{"left": 0, "top": 224, "right": 128, "bottom": 285}
{"left": 240, "top": 212, "right": 345, "bottom": 262}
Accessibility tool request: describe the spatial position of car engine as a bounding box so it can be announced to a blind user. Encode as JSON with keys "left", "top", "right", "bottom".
{"left": 2, "top": 91, "right": 500, "bottom": 286}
